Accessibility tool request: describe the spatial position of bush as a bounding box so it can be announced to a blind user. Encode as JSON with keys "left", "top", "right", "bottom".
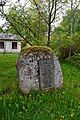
{"left": 51, "top": 33, "right": 80, "bottom": 59}
{"left": 66, "top": 53, "right": 80, "bottom": 68}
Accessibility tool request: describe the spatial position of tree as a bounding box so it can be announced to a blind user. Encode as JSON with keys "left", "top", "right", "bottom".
{"left": 0, "top": 4, "right": 47, "bottom": 46}
{"left": 1, "top": 0, "right": 79, "bottom": 48}
{"left": 30, "top": 0, "right": 63, "bottom": 47}
{"left": 61, "top": 0, "right": 80, "bottom": 35}
{"left": 51, "top": 8, "right": 80, "bottom": 58}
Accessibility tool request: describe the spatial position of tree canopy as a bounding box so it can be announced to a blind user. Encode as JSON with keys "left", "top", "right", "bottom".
{"left": 0, "top": 0, "right": 80, "bottom": 49}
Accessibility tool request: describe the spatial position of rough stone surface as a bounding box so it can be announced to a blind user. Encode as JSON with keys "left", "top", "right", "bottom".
{"left": 17, "top": 46, "right": 63, "bottom": 93}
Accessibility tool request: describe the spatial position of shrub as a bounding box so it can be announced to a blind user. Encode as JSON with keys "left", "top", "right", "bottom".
{"left": 66, "top": 53, "right": 80, "bottom": 68}
{"left": 51, "top": 33, "right": 80, "bottom": 59}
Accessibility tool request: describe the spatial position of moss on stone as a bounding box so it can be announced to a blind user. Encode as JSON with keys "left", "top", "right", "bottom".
{"left": 21, "top": 46, "right": 53, "bottom": 55}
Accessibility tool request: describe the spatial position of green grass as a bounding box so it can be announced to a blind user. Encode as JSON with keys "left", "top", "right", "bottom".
{"left": 0, "top": 54, "right": 80, "bottom": 120}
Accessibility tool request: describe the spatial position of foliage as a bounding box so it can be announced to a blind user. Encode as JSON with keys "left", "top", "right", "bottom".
{"left": 30, "top": 0, "right": 64, "bottom": 47}
{"left": 0, "top": 0, "right": 80, "bottom": 47}
{"left": 0, "top": 54, "right": 80, "bottom": 120}
{"left": 0, "top": 26, "right": 3, "bottom": 32}
{"left": 0, "top": 5, "right": 47, "bottom": 46}
{"left": 51, "top": 9, "right": 80, "bottom": 58}
{"left": 0, "top": 0, "right": 67, "bottom": 47}
{"left": 51, "top": 33, "right": 80, "bottom": 58}
{"left": 59, "top": 9, "right": 80, "bottom": 35}
{"left": 66, "top": 53, "right": 80, "bottom": 68}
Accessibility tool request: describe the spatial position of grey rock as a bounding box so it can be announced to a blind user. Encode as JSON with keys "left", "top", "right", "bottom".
{"left": 17, "top": 47, "right": 63, "bottom": 93}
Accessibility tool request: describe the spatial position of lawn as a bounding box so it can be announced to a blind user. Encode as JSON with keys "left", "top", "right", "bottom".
{"left": 0, "top": 54, "right": 80, "bottom": 120}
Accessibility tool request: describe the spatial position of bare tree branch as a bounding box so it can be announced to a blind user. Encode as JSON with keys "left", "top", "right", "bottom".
{"left": 32, "top": 0, "right": 48, "bottom": 24}
{"left": 50, "top": 0, "right": 57, "bottom": 23}
{"left": 0, "top": 9, "right": 33, "bottom": 46}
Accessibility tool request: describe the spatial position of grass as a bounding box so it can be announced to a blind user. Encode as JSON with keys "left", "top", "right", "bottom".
{"left": 0, "top": 53, "right": 80, "bottom": 120}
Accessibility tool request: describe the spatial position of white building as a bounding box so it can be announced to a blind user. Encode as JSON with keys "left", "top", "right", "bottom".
{"left": 0, "top": 33, "right": 22, "bottom": 53}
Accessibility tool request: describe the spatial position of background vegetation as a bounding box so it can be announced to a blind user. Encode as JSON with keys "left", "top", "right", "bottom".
{"left": 0, "top": 0, "right": 80, "bottom": 61}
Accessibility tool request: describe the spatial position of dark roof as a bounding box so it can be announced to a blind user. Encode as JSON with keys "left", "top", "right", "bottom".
{"left": 0, "top": 33, "right": 22, "bottom": 41}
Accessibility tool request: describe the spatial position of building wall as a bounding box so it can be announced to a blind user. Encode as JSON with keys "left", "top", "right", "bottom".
{"left": 0, "top": 41, "right": 21, "bottom": 53}
{"left": 11, "top": 41, "right": 21, "bottom": 53}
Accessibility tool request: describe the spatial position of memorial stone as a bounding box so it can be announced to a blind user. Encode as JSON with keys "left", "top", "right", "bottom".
{"left": 17, "top": 46, "right": 63, "bottom": 93}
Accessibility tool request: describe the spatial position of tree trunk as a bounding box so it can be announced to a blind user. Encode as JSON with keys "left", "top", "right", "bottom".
{"left": 47, "top": 23, "right": 51, "bottom": 47}
{"left": 70, "top": 0, "right": 73, "bottom": 35}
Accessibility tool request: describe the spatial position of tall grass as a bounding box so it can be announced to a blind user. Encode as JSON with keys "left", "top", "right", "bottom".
{"left": 0, "top": 54, "right": 80, "bottom": 120}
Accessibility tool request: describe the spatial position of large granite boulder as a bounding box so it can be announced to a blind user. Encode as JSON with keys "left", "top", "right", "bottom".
{"left": 17, "top": 46, "right": 63, "bottom": 93}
